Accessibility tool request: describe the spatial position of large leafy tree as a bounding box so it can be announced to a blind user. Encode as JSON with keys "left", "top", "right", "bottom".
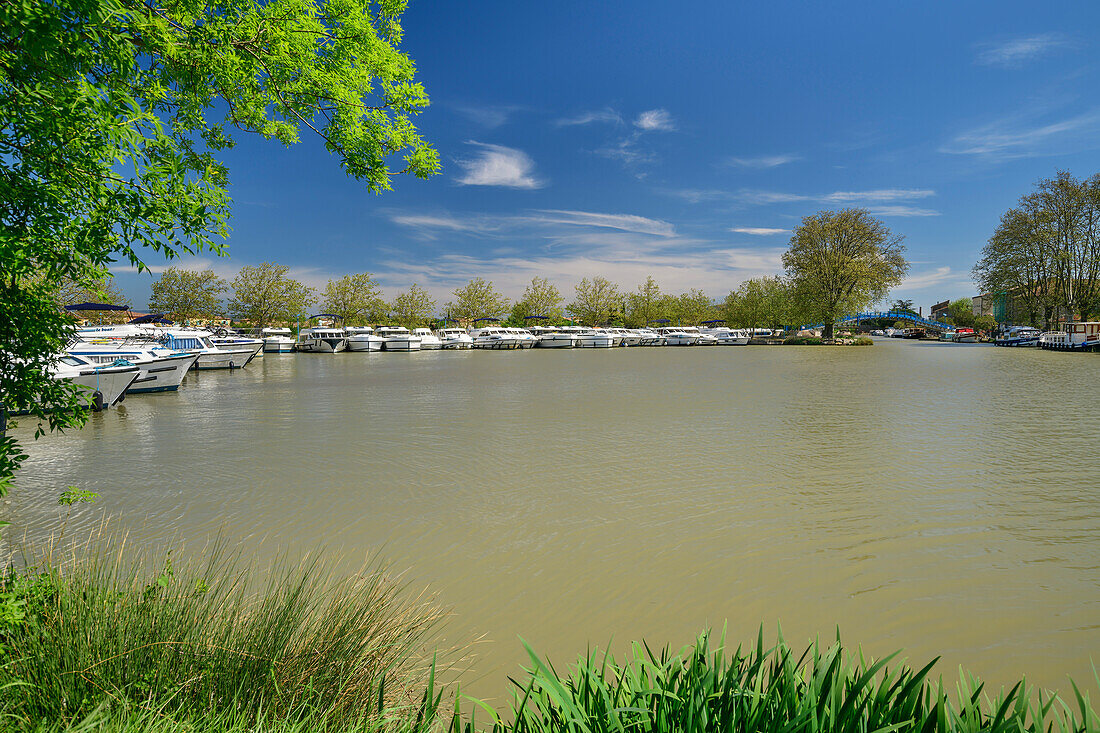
{"left": 510, "top": 277, "right": 563, "bottom": 324}
{"left": 973, "top": 171, "right": 1100, "bottom": 326}
{"left": 0, "top": 0, "right": 437, "bottom": 493}
{"left": 319, "top": 273, "right": 386, "bottom": 325}
{"left": 624, "top": 276, "right": 662, "bottom": 327}
{"left": 674, "top": 289, "right": 715, "bottom": 326}
{"left": 722, "top": 277, "right": 792, "bottom": 330}
{"left": 445, "top": 278, "right": 510, "bottom": 323}
{"left": 567, "top": 277, "right": 620, "bottom": 326}
{"left": 228, "top": 263, "right": 316, "bottom": 330}
{"left": 149, "top": 267, "right": 228, "bottom": 321}
{"left": 388, "top": 283, "right": 435, "bottom": 328}
{"left": 783, "top": 209, "right": 909, "bottom": 338}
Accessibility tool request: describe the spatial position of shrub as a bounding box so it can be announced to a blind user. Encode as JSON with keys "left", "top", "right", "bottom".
{"left": 783, "top": 336, "right": 824, "bottom": 345}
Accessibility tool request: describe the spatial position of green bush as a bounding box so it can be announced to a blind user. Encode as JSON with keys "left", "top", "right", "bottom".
{"left": 0, "top": 542, "right": 448, "bottom": 730}
{"left": 853, "top": 336, "right": 874, "bottom": 346}
{"left": 783, "top": 336, "right": 824, "bottom": 345}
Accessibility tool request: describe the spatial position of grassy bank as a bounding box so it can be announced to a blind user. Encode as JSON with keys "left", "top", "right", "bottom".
{"left": 2, "top": 545, "right": 1098, "bottom": 732}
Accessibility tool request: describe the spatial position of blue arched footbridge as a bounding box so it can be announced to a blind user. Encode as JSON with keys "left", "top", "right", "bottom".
{"left": 801, "top": 311, "right": 953, "bottom": 332}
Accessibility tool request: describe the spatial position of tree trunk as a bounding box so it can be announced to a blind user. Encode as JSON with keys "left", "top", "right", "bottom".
{"left": 823, "top": 323, "right": 834, "bottom": 339}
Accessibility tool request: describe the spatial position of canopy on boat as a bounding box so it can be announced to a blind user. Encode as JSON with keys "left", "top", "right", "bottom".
{"left": 65, "top": 302, "right": 129, "bottom": 311}
{"left": 700, "top": 319, "right": 726, "bottom": 325}
{"left": 308, "top": 314, "right": 343, "bottom": 320}
{"left": 472, "top": 317, "right": 500, "bottom": 323}
{"left": 128, "top": 313, "right": 170, "bottom": 324}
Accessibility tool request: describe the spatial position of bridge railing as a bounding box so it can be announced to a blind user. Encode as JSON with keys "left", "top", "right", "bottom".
{"left": 799, "top": 311, "right": 953, "bottom": 331}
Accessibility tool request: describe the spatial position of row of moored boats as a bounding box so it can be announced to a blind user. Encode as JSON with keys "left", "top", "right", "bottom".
{"left": 46, "top": 322, "right": 766, "bottom": 412}
{"left": 285, "top": 324, "right": 764, "bottom": 352}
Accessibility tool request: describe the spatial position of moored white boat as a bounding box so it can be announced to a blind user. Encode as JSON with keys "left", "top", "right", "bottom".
{"left": 262, "top": 328, "right": 296, "bottom": 353}
{"left": 51, "top": 355, "right": 140, "bottom": 410}
{"left": 534, "top": 327, "right": 576, "bottom": 348}
{"left": 298, "top": 326, "right": 348, "bottom": 353}
{"left": 346, "top": 326, "right": 385, "bottom": 352}
{"left": 1039, "top": 321, "right": 1100, "bottom": 351}
{"left": 437, "top": 328, "right": 473, "bottom": 349}
{"left": 412, "top": 328, "right": 443, "bottom": 349}
{"left": 470, "top": 326, "right": 520, "bottom": 349}
{"left": 573, "top": 328, "right": 614, "bottom": 348}
{"left": 378, "top": 326, "right": 422, "bottom": 351}
{"left": 65, "top": 340, "right": 198, "bottom": 393}
{"left": 657, "top": 326, "right": 699, "bottom": 346}
{"left": 993, "top": 326, "right": 1041, "bottom": 347}
{"left": 702, "top": 326, "right": 750, "bottom": 345}
{"left": 211, "top": 331, "right": 264, "bottom": 358}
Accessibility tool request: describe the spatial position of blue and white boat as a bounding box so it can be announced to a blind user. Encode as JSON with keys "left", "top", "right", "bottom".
{"left": 66, "top": 339, "right": 199, "bottom": 392}
{"left": 993, "top": 326, "right": 1041, "bottom": 347}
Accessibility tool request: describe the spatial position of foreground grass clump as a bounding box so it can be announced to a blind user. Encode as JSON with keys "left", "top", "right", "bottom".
{"left": 0, "top": 542, "right": 448, "bottom": 731}
{"left": 458, "top": 630, "right": 1100, "bottom": 733}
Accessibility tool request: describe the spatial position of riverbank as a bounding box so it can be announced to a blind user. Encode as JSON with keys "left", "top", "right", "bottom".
{"left": 3, "top": 545, "right": 1098, "bottom": 732}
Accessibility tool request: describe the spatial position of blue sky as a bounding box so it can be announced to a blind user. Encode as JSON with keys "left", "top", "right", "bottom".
{"left": 117, "top": 1, "right": 1100, "bottom": 313}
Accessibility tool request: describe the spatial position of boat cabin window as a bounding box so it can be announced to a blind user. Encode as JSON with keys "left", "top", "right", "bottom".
{"left": 59, "top": 356, "right": 85, "bottom": 366}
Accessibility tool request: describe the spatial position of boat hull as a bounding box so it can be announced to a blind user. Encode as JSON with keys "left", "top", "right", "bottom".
{"left": 346, "top": 337, "right": 384, "bottom": 352}
{"left": 67, "top": 367, "right": 140, "bottom": 409}
{"left": 383, "top": 338, "right": 422, "bottom": 351}
{"left": 127, "top": 353, "right": 199, "bottom": 392}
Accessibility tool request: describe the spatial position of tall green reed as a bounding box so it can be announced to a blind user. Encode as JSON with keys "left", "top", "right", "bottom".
{"left": 454, "top": 628, "right": 1100, "bottom": 733}
{"left": 0, "top": 536, "right": 450, "bottom": 730}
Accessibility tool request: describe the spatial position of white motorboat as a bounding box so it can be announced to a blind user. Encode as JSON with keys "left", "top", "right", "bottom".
{"left": 297, "top": 326, "right": 348, "bottom": 353}
{"left": 505, "top": 327, "right": 538, "bottom": 348}
{"left": 607, "top": 328, "right": 640, "bottom": 346}
{"left": 1039, "top": 321, "right": 1100, "bottom": 351}
{"left": 51, "top": 355, "right": 140, "bottom": 410}
{"left": 412, "top": 328, "right": 443, "bottom": 350}
{"left": 470, "top": 326, "right": 520, "bottom": 349}
{"left": 378, "top": 326, "right": 422, "bottom": 351}
{"left": 572, "top": 328, "right": 614, "bottom": 348}
{"left": 533, "top": 327, "right": 576, "bottom": 348}
{"left": 871, "top": 329, "right": 885, "bottom": 337}
{"left": 261, "top": 327, "right": 296, "bottom": 353}
{"left": 437, "top": 328, "right": 474, "bottom": 349}
{"left": 66, "top": 339, "right": 199, "bottom": 393}
{"left": 77, "top": 324, "right": 255, "bottom": 369}
{"left": 701, "top": 326, "right": 750, "bottom": 345}
{"left": 346, "top": 326, "right": 385, "bottom": 352}
{"left": 634, "top": 328, "right": 665, "bottom": 346}
{"left": 993, "top": 326, "right": 1041, "bottom": 347}
{"left": 657, "top": 326, "right": 700, "bottom": 346}
{"left": 210, "top": 331, "right": 264, "bottom": 358}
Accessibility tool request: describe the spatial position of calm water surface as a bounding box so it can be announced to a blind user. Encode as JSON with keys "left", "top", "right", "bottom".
{"left": 8, "top": 340, "right": 1100, "bottom": 698}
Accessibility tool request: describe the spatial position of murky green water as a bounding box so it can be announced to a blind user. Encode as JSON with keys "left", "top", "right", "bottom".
{"left": 8, "top": 340, "right": 1100, "bottom": 699}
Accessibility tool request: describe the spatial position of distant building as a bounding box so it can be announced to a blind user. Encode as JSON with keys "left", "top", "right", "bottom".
{"left": 930, "top": 300, "right": 949, "bottom": 320}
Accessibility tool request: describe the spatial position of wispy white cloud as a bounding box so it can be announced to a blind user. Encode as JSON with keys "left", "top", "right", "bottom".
{"left": 975, "top": 33, "right": 1071, "bottom": 68}
{"left": 390, "top": 209, "right": 676, "bottom": 238}
{"left": 454, "top": 103, "right": 526, "bottom": 128}
{"left": 635, "top": 108, "right": 676, "bottom": 131}
{"left": 865, "top": 206, "right": 941, "bottom": 218}
{"left": 672, "top": 188, "right": 937, "bottom": 213}
{"left": 525, "top": 210, "right": 675, "bottom": 236}
{"left": 595, "top": 132, "right": 655, "bottom": 169}
{"left": 899, "top": 267, "right": 960, "bottom": 291}
{"left": 555, "top": 107, "right": 622, "bottom": 126}
{"left": 726, "top": 154, "right": 800, "bottom": 168}
{"left": 821, "top": 189, "right": 935, "bottom": 203}
{"left": 940, "top": 108, "right": 1100, "bottom": 158}
{"left": 455, "top": 142, "right": 545, "bottom": 189}
{"left": 731, "top": 227, "right": 788, "bottom": 235}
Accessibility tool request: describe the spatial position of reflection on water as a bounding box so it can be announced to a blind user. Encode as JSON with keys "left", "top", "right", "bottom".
{"left": 8, "top": 340, "right": 1100, "bottom": 699}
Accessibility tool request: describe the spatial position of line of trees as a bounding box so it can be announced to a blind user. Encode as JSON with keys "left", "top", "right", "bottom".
{"left": 973, "top": 171, "right": 1100, "bottom": 328}
{"left": 136, "top": 208, "right": 910, "bottom": 334}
